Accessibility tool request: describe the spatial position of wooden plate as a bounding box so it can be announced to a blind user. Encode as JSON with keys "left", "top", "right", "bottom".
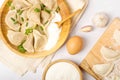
{"left": 0, "top": 0, "right": 71, "bottom": 58}
{"left": 80, "top": 18, "right": 120, "bottom": 80}
{"left": 42, "top": 59, "right": 83, "bottom": 80}
{"left": 0, "top": 0, "right": 88, "bottom": 58}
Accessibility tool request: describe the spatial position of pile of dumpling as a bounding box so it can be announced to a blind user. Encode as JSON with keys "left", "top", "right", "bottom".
{"left": 5, "top": 0, "right": 59, "bottom": 53}
{"left": 92, "top": 30, "right": 120, "bottom": 80}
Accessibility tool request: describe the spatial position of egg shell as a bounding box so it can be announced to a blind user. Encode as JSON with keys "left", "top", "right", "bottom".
{"left": 66, "top": 36, "right": 83, "bottom": 55}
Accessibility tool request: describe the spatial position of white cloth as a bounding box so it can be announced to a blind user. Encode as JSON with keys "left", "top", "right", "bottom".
{"left": 0, "top": 0, "right": 86, "bottom": 76}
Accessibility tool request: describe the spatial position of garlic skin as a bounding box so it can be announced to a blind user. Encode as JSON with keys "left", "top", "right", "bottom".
{"left": 92, "top": 12, "right": 109, "bottom": 27}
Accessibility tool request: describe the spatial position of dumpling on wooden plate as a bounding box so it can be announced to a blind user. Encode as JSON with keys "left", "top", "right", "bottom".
{"left": 28, "top": 0, "right": 40, "bottom": 5}
{"left": 41, "top": 11, "right": 51, "bottom": 24}
{"left": 27, "top": 5, "right": 41, "bottom": 25}
{"left": 22, "top": 0, "right": 32, "bottom": 6}
{"left": 33, "top": 30, "right": 47, "bottom": 52}
{"left": 7, "top": 30, "right": 26, "bottom": 46}
{"left": 11, "top": 0, "right": 27, "bottom": 10}
{"left": 22, "top": 0, "right": 41, "bottom": 6}
{"left": 5, "top": 10, "right": 20, "bottom": 31}
{"left": 41, "top": 0, "right": 56, "bottom": 9}
{"left": 23, "top": 34, "right": 34, "bottom": 53}
{"left": 21, "top": 20, "right": 35, "bottom": 33}
{"left": 35, "top": 25, "right": 47, "bottom": 35}
{"left": 92, "top": 63, "right": 114, "bottom": 77}
{"left": 19, "top": 10, "right": 28, "bottom": 24}
{"left": 100, "top": 46, "right": 120, "bottom": 61}
{"left": 113, "top": 29, "right": 120, "bottom": 45}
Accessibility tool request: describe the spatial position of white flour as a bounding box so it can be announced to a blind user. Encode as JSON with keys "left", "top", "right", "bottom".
{"left": 45, "top": 62, "right": 80, "bottom": 80}
{"left": 44, "top": 12, "right": 62, "bottom": 50}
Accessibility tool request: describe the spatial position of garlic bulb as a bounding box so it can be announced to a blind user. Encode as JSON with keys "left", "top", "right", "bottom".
{"left": 92, "top": 12, "right": 109, "bottom": 27}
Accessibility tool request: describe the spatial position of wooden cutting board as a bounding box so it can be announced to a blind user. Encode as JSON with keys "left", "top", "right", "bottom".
{"left": 80, "top": 18, "right": 120, "bottom": 80}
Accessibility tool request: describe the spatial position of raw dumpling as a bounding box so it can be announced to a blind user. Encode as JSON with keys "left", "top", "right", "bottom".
{"left": 33, "top": 30, "right": 47, "bottom": 52}
{"left": 41, "top": 11, "right": 51, "bottom": 24}
{"left": 92, "top": 63, "right": 114, "bottom": 77}
{"left": 12, "top": 0, "right": 27, "bottom": 10}
{"left": 7, "top": 30, "right": 26, "bottom": 46}
{"left": 41, "top": 0, "right": 56, "bottom": 9}
{"left": 28, "top": 0, "right": 40, "bottom": 5}
{"left": 23, "top": 34, "right": 34, "bottom": 53}
{"left": 5, "top": 10, "right": 20, "bottom": 31}
{"left": 100, "top": 46, "right": 120, "bottom": 61}
{"left": 21, "top": 20, "right": 35, "bottom": 33}
{"left": 22, "top": 0, "right": 32, "bottom": 6}
{"left": 113, "top": 29, "right": 120, "bottom": 45}
{"left": 27, "top": 5, "right": 41, "bottom": 25}
{"left": 22, "top": 0, "right": 40, "bottom": 6}
{"left": 35, "top": 25, "right": 46, "bottom": 35}
{"left": 19, "top": 10, "right": 28, "bottom": 24}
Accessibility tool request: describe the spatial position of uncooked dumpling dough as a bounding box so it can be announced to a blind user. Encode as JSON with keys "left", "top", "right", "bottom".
{"left": 23, "top": 34, "right": 34, "bottom": 53}
{"left": 22, "top": 0, "right": 40, "bottom": 6}
{"left": 92, "top": 63, "right": 114, "bottom": 77}
{"left": 21, "top": 20, "right": 35, "bottom": 33}
{"left": 27, "top": 5, "right": 41, "bottom": 25}
{"left": 12, "top": 0, "right": 27, "bottom": 10}
{"left": 41, "top": 11, "right": 51, "bottom": 24}
{"left": 28, "top": 0, "right": 40, "bottom": 5}
{"left": 22, "top": 0, "right": 32, "bottom": 6}
{"left": 41, "top": 0, "right": 56, "bottom": 9}
{"left": 5, "top": 10, "right": 20, "bottom": 31}
{"left": 19, "top": 10, "right": 28, "bottom": 24}
{"left": 7, "top": 30, "right": 26, "bottom": 46}
{"left": 100, "top": 46, "right": 120, "bottom": 61}
{"left": 33, "top": 30, "right": 47, "bottom": 52}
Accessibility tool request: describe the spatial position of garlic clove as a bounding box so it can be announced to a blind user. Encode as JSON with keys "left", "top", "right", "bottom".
{"left": 80, "top": 25, "right": 93, "bottom": 32}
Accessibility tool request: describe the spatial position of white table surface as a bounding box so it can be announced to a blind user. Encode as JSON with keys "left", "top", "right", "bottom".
{"left": 0, "top": 0, "right": 120, "bottom": 80}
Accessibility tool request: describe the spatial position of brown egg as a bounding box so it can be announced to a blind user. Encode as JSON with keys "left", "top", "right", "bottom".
{"left": 66, "top": 36, "right": 83, "bottom": 55}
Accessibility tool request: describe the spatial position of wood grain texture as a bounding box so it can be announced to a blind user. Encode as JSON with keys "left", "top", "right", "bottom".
{"left": 57, "top": 9, "right": 82, "bottom": 27}
{"left": 0, "top": 0, "right": 88, "bottom": 58}
{"left": 80, "top": 18, "right": 120, "bottom": 80}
